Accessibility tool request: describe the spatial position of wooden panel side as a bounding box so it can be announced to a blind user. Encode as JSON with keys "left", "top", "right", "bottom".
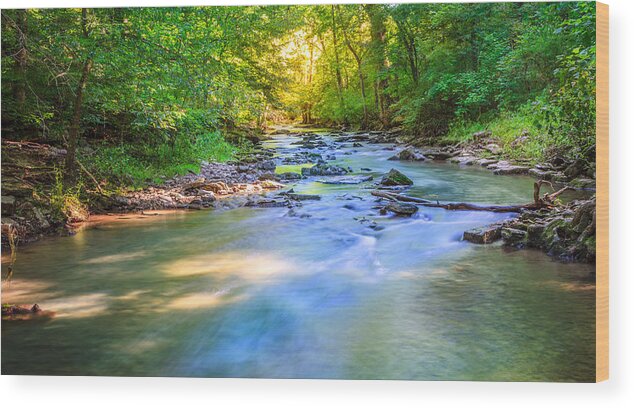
{"left": 596, "top": 1, "right": 609, "bottom": 383}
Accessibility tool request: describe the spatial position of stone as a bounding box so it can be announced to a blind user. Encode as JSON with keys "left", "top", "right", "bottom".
{"left": 492, "top": 165, "right": 530, "bottom": 175}
{"left": 1, "top": 196, "right": 16, "bottom": 216}
{"left": 388, "top": 148, "right": 426, "bottom": 161}
{"left": 477, "top": 158, "right": 498, "bottom": 167}
{"left": 485, "top": 143, "right": 501, "bottom": 155}
{"left": 182, "top": 177, "right": 207, "bottom": 191}
{"left": 564, "top": 160, "right": 586, "bottom": 179}
{"left": 463, "top": 225, "right": 502, "bottom": 244}
{"left": 280, "top": 193, "right": 321, "bottom": 201}
{"left": 380, "top": 169, "right": 414, "bottom": 186}
{"left": 259, "top": 180, "right": 286, "bottom": 189}
{"left": 420, "top": 148, "right": 456, "bottom": 160}
{"left": 317, "top": 175, "right": 373, "bottom": 185}
{"left": 528, "top": 168, "right": 556, "bottom": 180}
{"left": 278, "top": 172, "right": 303, "bottom": 181}
{"left": 301, "top": 164, "right": 349, "bottom": 176}
{"left": 385, "top": 202, "right": 418, "bottom": 216}
{"left": 285, "top": 209, "right": 312, "bottom": 218}
{"left": 569, "top": 178, "right": 596, "bottom": 189}
{"left": 526, "top": 224, "right": 546, "bottom": 248}
{"left": 245, "top": 198, "right": 289, "bottom": 208}
{"left": 31, "top": 206, "right": 51, "bottom": 229}
{"left": 472, "top": 130, "right": 492, "bottom": 141}
{"left": 258, "top": 173, "right": 277, "bottom": 181}
{"left": 449, "top": 156, "right": 477, "bottom": 165}
{"left": 502, "top": 228, "right": 527, "bottom": 247}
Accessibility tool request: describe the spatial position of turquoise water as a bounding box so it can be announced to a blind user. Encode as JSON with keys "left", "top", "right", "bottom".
{"left": 1, "top": 134, "right": 595, "bottom": 381}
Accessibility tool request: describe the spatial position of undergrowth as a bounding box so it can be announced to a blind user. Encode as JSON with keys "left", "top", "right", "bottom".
{"left": 87, "top": 131, "right": 239, "bottom": 188}
{"left": 443, "top": 103, "right": 547, "bottom": 163}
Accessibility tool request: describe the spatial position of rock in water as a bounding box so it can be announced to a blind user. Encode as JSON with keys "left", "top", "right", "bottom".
{"left": 280, "top": 193, "right": 321, "bottom": 201}
{"left": 502, "top": 228, "right": 527, "bottom": 247}
{"left": 463, "top": 225, "right": 503, "bottom": 244}
{"left": 388, "top": 148, "right": 426, "bottom": 161}
{"left": 301, "top": 164, "right": 349, "bottom": 176}
{"left": 317, "top": 175, "right": 373, "bottom": 185}
{"left": 492, "top": 165, "right": 530, "bottom": 175}
{"left": 380, "top": 169, "right": 413, "bottom": 186}
{"left": 385, "top": 202, "right": 418, "bottom": 216}
{"left": 278, "top": 172, "right": 303, "bottom": 181}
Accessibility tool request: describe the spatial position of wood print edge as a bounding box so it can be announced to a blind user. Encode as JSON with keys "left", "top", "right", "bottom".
{"left": 596, "top": 1, "right": 609, "bottom": 383}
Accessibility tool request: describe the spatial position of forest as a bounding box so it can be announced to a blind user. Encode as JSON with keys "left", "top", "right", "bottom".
{"left": 2, "top": 3, "right": 596, "bottom": 185}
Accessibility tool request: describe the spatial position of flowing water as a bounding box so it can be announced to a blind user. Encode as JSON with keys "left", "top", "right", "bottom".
{"left": 1, "top": 133, "right": 595, "bottom": 381}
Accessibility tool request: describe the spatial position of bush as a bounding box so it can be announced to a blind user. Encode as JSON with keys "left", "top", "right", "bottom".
{"left": 50, "top": 169, "right": 89, "bottom": 222}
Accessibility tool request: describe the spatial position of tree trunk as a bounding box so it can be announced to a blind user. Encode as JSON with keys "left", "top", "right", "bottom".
{"left": 330, "top": 5, "right": 346, "bottom": 122}
{"left": 396, "top": 20, "right": 419, "bottom": 84}
{"left": 342, "top": 28, "right": 368, "bottom": 129}
{"left": 64, "top": 9, "right": 93, "bottom": 184}
{"left": 365, "top": 4, "right": 389, "bottom": 127}
{"left": 13, "top": 9, "right": 28, "bottom": 113}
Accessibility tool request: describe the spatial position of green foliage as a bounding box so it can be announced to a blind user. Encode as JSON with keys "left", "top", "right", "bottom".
{"left": 445, "top": 103, "right": 546, "bottom": 162}
{"left": 88, "top": 130, "right": 237, "bottom": 187}
{"left": 539, "top": 2, "right": 597, "bottom": 163}
{"left": 1, "top": 2, "right": 597, "bottom": 177}
{"left": 50, "top": 168, "right": 88, "bottom": 222}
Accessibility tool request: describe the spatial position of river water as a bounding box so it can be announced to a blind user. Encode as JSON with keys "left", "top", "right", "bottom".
{"left": 1, "top": 132, "right": 595, "bottom": 381}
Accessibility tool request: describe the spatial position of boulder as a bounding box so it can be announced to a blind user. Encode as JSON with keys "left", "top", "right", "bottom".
{"left": 502, "top": 228, "right": 527, "bottom": 247}
{"left": 463, "top": 225, "right": 502, "bottom": 244}
{"left": 280, "top": 192, "right": 321, "bottom": 201}
{"left": 485, "top": 143, "right": 501, "bottom": 155}
{"left": 526, "top": 224, "right": 546, "bottom": 248}
{"left": 245, "top": 198, "right": 289, "bottom": 208}
{"left": 388, "top": 148, "right": 426, "bottom": 162}
{"left": 564, "top": 160, "right": 586, "bottom": 179}
{"left": 380, "top": 169, "right": 414, "bottom": 186}
{"left": 385, "top": 202, "right": 418, "bottom": 216}
{"left": 278, "top": 172, "right": 303, "bottom": 181}
{"left": 491, "top": 163, "right": 530, "bottom": 175}
{"left": 182, "top": 177, "right": 208, "bottom": 191}
{"left": 259, "top": 180, "right": 286, "bottom": 189}
{"left": 420, "top": 148, "right": 457, "bottom": 160}
{"left": 301, "top": 164, "right": 349, "bottom": 176}
{"left": 449, "top": 156, "right": 477, "bottom": 165}
{"left": 528, "top": 168, "right": 557, "bottom": 180}
{"left": 477, "top": 158, "right": 498, "bottom": 167}
{"left": 258, "top": 173, "right": 277, "bottom": 181}
{"left": 569, "top": 178, "right": 596, "bottom": 189}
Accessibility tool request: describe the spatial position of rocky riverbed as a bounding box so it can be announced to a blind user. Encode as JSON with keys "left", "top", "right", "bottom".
{"left": 2, "top": 127, "right": 596, "bottom": 263}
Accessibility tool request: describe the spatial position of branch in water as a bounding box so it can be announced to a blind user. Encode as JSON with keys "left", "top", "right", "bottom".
{"left": 372, "top": 180, "right": 573, "bottom": 213}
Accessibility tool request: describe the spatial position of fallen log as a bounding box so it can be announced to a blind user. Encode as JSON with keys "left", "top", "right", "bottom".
{"left": 371, "top": 180, "right": 573, "bottom": 213}
{"left": 418, "top": 202, "right": 539, "bottom": 213}
{"left": 371, "top": 191, "right": 432, "bottom": 204}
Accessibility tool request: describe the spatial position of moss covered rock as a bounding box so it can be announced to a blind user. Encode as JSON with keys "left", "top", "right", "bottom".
{"left": 380, "top": 169, "right": 413, "bottom": 186}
